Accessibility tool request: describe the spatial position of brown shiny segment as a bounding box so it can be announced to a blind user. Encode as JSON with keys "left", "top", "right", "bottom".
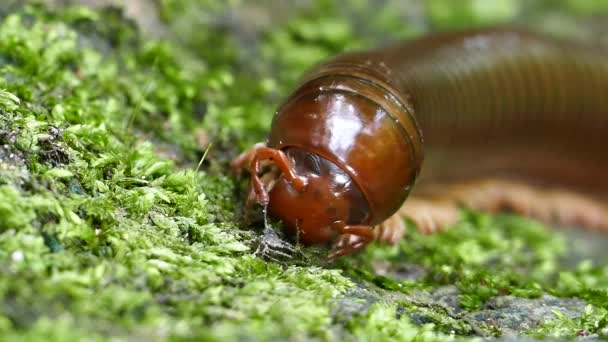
{"left": 236, "top": 28, "right": 608, "bottom": 258}
{"left": 268, "top": 76, "right": 420, "bottom": 224}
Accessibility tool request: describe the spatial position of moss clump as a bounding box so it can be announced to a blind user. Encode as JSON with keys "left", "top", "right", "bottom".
{"left": 2, "top": 0, "right": 608, "bottom": 340}
{"left": 0, "top": 3, "right": 350, "bottom": 340}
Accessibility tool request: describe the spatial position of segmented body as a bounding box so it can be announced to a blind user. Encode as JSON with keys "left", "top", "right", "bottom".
{"left": 318, "top": 28, "right": 608, "bottom": 198}
{"left": 237, "top": 28, "right": 608, "bottom": 258}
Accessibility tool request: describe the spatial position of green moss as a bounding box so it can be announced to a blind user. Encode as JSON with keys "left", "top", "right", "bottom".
{"left": 0, "top": 3, "right": 354, "bottom": 340}
{"left": 426, "top": 0, "right": 520, "bottom": 29}
{"left": 529, "top": 304, "right": 608, "bottom": 338}
{"left": 1, "top": 0, "right": 608, "bottom": 340}
{"left": 345, "top": 303, "right": 468, "bottom": 341}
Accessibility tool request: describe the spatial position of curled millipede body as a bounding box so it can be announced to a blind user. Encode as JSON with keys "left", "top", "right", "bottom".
{"left": 234, "top": 28, "right": 608, "bottom": 258}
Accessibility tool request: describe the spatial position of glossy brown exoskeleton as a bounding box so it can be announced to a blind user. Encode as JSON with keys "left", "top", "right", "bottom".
{"left": 233, "top": 28, "right": 608, "bottom": 259}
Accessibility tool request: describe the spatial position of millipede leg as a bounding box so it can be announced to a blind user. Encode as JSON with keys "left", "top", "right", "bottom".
{"left": 376, "top": 178, "right": 608, "bottom": 246}
{"left": 231, "top": 142, "right": 266, "bottom": 171}
{"left": 329, "top": 221, "right": 375, "bottom": 259}
{"left": 376, "top": 197, "right": 460, "bottom": 245}
{"left": 232, "top": 143, "right": 307, "bottom": 205}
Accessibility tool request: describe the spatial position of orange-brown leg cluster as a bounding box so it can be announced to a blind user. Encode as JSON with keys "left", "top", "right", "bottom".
{"left": 231, "top": 142, "right": 307, "bottom": 205}
{"left": 375, "top": 197, "right": 460, "bottom": 245}
{"left": 234, "top": 146, "right": 608, "bottom": 256}
{"left": 328, "top": 221, "right": 375, "bottom": 260}
{"left": 233, "top": 143, "right": 376, "bottom": 259}
{"left": 376, "top": 179, "right": 608, "bottom": 245}
{"left": 232, "top": 143, "right": 271, "bottom": 206}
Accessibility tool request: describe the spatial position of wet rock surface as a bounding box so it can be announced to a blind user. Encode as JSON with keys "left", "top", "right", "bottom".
{"left": 466, "top": 295, "right": 587, "bottom": 335}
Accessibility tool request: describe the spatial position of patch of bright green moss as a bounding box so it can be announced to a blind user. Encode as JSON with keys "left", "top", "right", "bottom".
{"left": 0, "top": 3, "right": 351, "bottom": 340}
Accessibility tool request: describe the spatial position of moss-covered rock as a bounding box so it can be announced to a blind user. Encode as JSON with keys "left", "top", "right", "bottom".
{"left": 1, "top": 0, "right": 608, "bottom": 340}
